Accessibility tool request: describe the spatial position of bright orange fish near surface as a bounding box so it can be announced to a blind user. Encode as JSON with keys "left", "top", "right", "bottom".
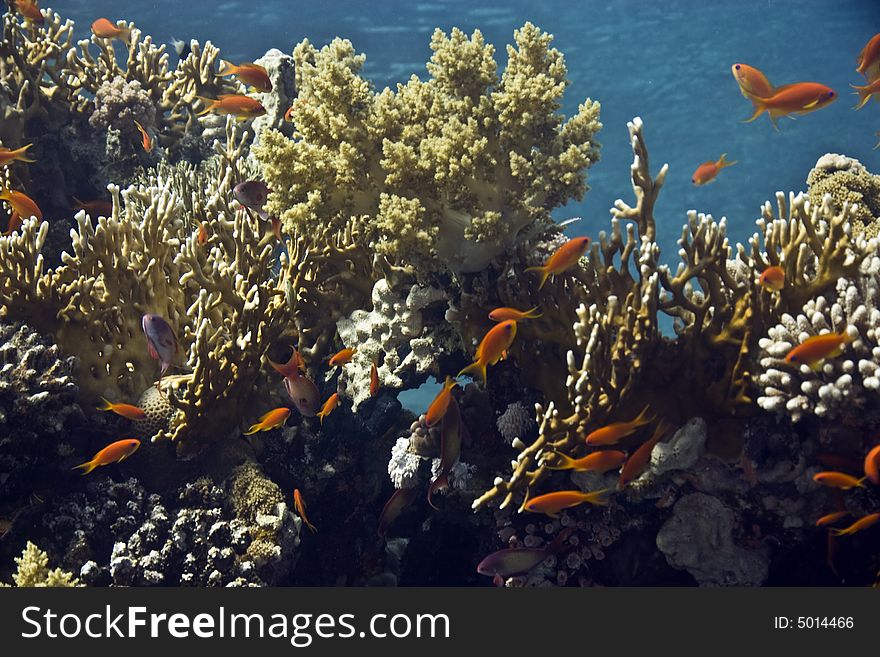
{"left": 731, "top": 63, "right": 775, "bottom": 99}
{"left": 785, "top": 331, "right": 852, "bottom": 370}
{"left": 864, "top": 443, "right": 880, "bottom": 485}
{"left": 13, "top": 0, "right": 43, "bottom": 24}
{"left": 293, "top": 488, "right": 317, "bottom": 533}
{"left": 812, "top": 471, "right": 866, "bottom": 490}
{"left": 97, "top": 397, "right": 147, "bottom": 421}
{"left": 369, "top": 361, "right": 380, "bottom": 397}
{"left": 851, "top": 76, "right": 880, "bottom": 110}
{"left": 856, "top": 33, "right": 880, "bottom": 79}
{"left": 691, "top": 154, "right": 736, "bottom": 185}
{"left": 316, "top": 392, "right": 339, "bottom": 424}
{"left": 244, "top": 407, "right": 291, "bottom": 435}
{"left": 425, "top": 376, "right": 458, "bottom": 427}
{"left": 457, "top": 320, "right": 517, "bottom": 385}
{"left": 133, "top": 120, "right": 153, "bottom": 152}
{"left": 488, "top": 306, "right": 542, "bottom": 322}
{"left": 758, "top": 265, "right": 785, "bottom": 291}
{"left": 0, "top": 185, "right": 41, "bottom": 220}
{"left": 328, "top": 348, "right": 356, "bottom": 367}
{"left": 585, "top": 405, "right": 654, "bottom": 446}
{"left": 196, "top": 94, "right": 266, "bottom": 119}
{"left": 525, "top": 236, "right": 591, "bottom": 289}
{"left": 546, "top": 449, "right": 627, "bottom": 474}
{"left": 218, "top": 60, "right": 272, "bottom": 92}
{"left": 0, "top": 143, "right": 35, "bottom": 166}
{"left": 830, "top": 513, "right": 880, "bottom": 537}
{"left": 90, "top": 18, "right": 131, "bottom": 43}
{"left": 522, "top": 489, "right": 611, "bottom": 517}
{"left": 742, "top": 82, "right": 837, "bottom": 129}
{"left": 72, "top": 439, "right": 141, "bottom": 475}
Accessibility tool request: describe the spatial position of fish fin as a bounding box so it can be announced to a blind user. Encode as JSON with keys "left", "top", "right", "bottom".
{"left": 524, "top": 305, "right": 543, "bottom": 319}
{"left": 808, "top": 360, "right": 823, "bottom": 373}
{"left": 427, "top": 473, "right": 449, "bottom": 510}
{"left": 633, "top": 404, "right": 654, "bottom": 427}
{"left": 524, "top": 265, "right": 550, "bottom": 289}
{"left": 97, "top": 397, "right": 114, "bottom": 411}
{"left": 851, "top": 84, "right": 873, "bottom": 110}
{"left": 802, "top": 98, "right": 820, "bottom": 109}
{"left": 740, "top": 94, "right": 766, "bottom": 123}
{"left": 12, "top": 144, "right": 35, "bottom": 163}
{"left": 194, "top": 96, "right": 215, "bottom": 116}
{"left": 717, "top": 153, "right": 737, "bottom": 168}
{"left": 457, "top": 361, "right": 487, "bottom": 385}
{"left": 217, "top": 59, "right": 235, "bottom": 76}
{"left": 268, "top": 349, "right": 301, "bottom": 378}
{"left": 544, "top": 450, "right": 573, "bottom": 471}
{"left": 72, "top": 460, "right": 96, "bottom": 475}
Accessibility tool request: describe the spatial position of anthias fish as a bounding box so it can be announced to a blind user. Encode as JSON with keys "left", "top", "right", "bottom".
{"left": 293, "top": 488, "right": 317, "bottom": 533}
{"left": 488, "top": 306, "right": 542, "bottom": 322}
{"left": 0, "top": 185, "right": 42, "bottom": 220}
{"left": 0, "top": 144, "right": 35, "bottom": 166}
{"left": 457, "top": 320, "right": 517, "bottom": 385}
{"left": 851, "top": 77, "right": 880, "bottom": 110}
{"left": 244, "top": 407, "right": 291, "bottom": 435}
{"left": 72, "top": 439, "right": 140, "bottom": 475}
{"left": 742, "top": 82, "right": 837, "bottom": 129}
{"left": 477, "top": 528, "right": 573, "bottom": 585}
{"left": 785, "top": 331, "right": 852, "bottom": 370}
{"left": 815, "top": 511, "right": 850, "bottom": 528}
{"left": 525, "top": 236, "right": 591, "bottom": 289}
{"left": 812, "top": 471, "right": 865, "bottom": 490}
{"left": 546, "top": 449, "right": 627, "bottom": 474}
{"left": 692, "top": 154, "right": 736, "bottom": 185}
{"left": 328, "top": 348, "right": 356, "bottom": 367}
{"left": 370, "top": 362, "right": 380, "bottom": 397}
{"left": 133, "top": 120, "right": 153, "bottom": 152}
{"left": 856, "top": 33, "right": 880, "bottom": 79}
{"left": 233, "top": 180, "right": 271, "bottom": 218}
{"left": 91, "top": 18, "right": 131, "bottom": 43}
{"left": 425, "top": 376, "right": 458, "bottom": 427}
{"left": 97, "top": 398, "right": 147, "bottom": 421}
{"left": 830, "top": 513, "right": 880, "bottom": 537}
{"left": 731, "top": 63, "right": 775, "bottom": 99}
{"left": 428, "top": 396, "right": 462, "bottom": 509}
{"left": 863, "top": 443, "right": 880, "bottom": 485}
{"left": 316, "top": 392, "right": 339, "bottom": 424}
{"left": 585, "top": 405, "right": 653, "bottom": 446}
{"left": 13, "top": 0, "right": 43, "bottom": 25}
{"left": 377, "top": 487, "right": 418, "bottom": 538}
{"left": 758, "top": 265, "right": 785, "bottom": 291}
{"left": 618, "top": 420, "right": 672, "bottom": 489}
{"left": 218, "top": 60, "right": 272, "bottom": 92}
{"left": 196, "top": 94, "right": 266, "bottom": 119}
{"left": 522, "top": 489, "right": 611, "bottom": 517}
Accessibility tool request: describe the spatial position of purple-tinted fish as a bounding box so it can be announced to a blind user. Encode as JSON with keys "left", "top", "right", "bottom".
{"left": 477, "top": 527, "right": 574, "bottom": 586}
{"left": 142, "top": 314, "right": 178, "bottom": 379}
{"left": 267, "top": 347, "right": 321, "bottom": 417}
{"left": 233, "top": 180, "right": 270, "bottom": 219}
{"left": 428, "top": 396, "right": 462, "bottom": 510}
{"left": 377, "top": 487, "right": 418, "bottom": 538}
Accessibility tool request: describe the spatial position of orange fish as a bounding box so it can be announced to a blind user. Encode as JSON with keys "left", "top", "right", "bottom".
{"left": 72, "top": 196, "right": 113, "bottom": 216}
{"left": 457, "top": 320, "right": 517, "bottom": 385}
{"left": 742, "top": 82, "right": 837, "bottom": 129}
{"left": 856, "top": 33, "right": 880, "bottom": 79}
{"left": 785, "top": 331, "right": 852, "bottom": 370}
{"left": 133, "top": 120, "right": 153, "bottom": 152}
{"left": 316, "top": 392, "right": 339, "bottom": 424}
{"left": 585, "top": 405, "right": 654, "bottom": 446}
{"left": 864, "top": 443, "right": 880, "bottom": 485}
{"left": 197, "top": 221, "right": 208, "bottom": 245}
{"left": 815, "top": 511, "right": 851, "bottom": 528}
{"left": 0, "top": 143, "right": 35, "bottom": 166}
{"left": 3, "top": 211, "right": 22, "bottom": 236}
{"left": 851, "top": 77, "right": 880, "bottom": 110}
{"left": 731, "top": 63, "right": 775, "bottom": 99}
{"left": 525, "top": 236, "right": 591, "bottom": 289}
{"left": 758, "top": 265, "right": 785, "bottom": 291}
{"left": 244, "top": 407, "right": 291, "bottom": 435}
{"left": 196, "top": 94, "right": 266, "bottom": 119}
{"left": 830, "top": 513, "right": 880, "bottom": 537}
{"left": 0, "top": 185, "right": 41, "bottom": 220}
{"left": 96, "top": 397, "right": 147, "bottom": 421}
{"left": 813, "top": 471, "right": 866, "bottom": 490}
{"left": 72, "top": 438, "right": 140, "bottom": 475}
{"left": 13, "top": 0, "right": 43, "bottom": 24}
{"left": 618, "top": 420, "right": 672, "bottom": 489}
{"left": 218, "top": 60, "right": 272, "bottom": 92}
{"left": 488, "top": 306, "right": 542, "bottom": 322}
{"left": 425, "top": 376, "right": 458, "bottom": 427}
{"left": 90, "top": 18, "right": 131, "bottom": 43}
{"left": 546, "top": 449, "right": 626, "bottom": 473}
{"left": 522, "top": 489, "right": 611, "bottom": 517}
{"left": 293, "top": 488, "right": 317, "bottom": 533}
{"left": 369, "top": 361, "right": 380, "bottom": 397}
{"left": 284, "top": 105, "right": 296, "bottom": 122}
{"left": 692, "top": 154, "right": 736, "bottom": 186}
{"left": 377, "top": 487, "right": 417, "bottom": 537}
{"left": 328, "top": 348, "right": 356, "bottom": 367}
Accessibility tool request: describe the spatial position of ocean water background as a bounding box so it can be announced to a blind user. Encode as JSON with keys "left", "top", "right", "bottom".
{"left": 57, "top": 0, "right": 880, "bottom": 404}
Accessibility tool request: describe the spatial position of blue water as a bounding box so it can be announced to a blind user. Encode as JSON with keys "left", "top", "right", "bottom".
{"left": 61, "top": 0, "right": 880, "bottom": 262}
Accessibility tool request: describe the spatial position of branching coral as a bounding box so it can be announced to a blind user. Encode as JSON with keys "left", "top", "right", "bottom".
{"left": 255, "top": 23, "right": 601, "bottom": 274}
{"left": 1, "top": 541, "right": 80, "bottom": 587}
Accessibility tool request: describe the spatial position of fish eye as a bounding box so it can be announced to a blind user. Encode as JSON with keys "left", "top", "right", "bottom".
{"left": 734, "top": 64, "right": 741, "bottom": 70}
{"left": 828, "top": 91, "right": 835, "bottom": 97}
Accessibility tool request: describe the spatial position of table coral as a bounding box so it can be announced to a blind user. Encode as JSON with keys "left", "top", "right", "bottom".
{"left": 254, "top": 23, "right": 601, "bottom": 274}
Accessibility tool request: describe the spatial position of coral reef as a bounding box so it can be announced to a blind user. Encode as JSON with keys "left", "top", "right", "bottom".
{"left": 0, "top": 542, "right": 80, "bottom": 587}
{"left": 807, "top": 154, "right": 880, "bottom": 240}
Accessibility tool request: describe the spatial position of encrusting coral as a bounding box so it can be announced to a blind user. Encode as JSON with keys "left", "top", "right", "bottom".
{"left": 255, "top": 22, "right": 601, "bottom": 275}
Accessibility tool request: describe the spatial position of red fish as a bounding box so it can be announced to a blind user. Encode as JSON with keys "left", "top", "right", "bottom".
{"left": 369, "top": 361, "right": 380, "bottom": 397}
{"left": 425, "top": 376, "right": 458, "bottom": 427}
{"left": 546, "top": 449, "right": 627, "bottom": 474}
{"left": 244, "top": 407, "right": 291, "bottom": 435}
{"left": 731, "top": 63, "right": 775, "bottom": 99}
{"left": 523, "top": 489, "right": 611, "bottom": 517}
{"left": 142, "top": 314, "right": 178, "bottom": 379}
{"left": 488, "top": 306, "right": 542, "bottom": 322}
{"left": 428, "top": 396, "right": 462, "bottom": 510}
{"left": 0, "top": 143, "right": 35, "bottom": 166}
{"left": 72, "top": 439, "right": 140, "bottom": 475}
{"left": 812, "top": 471, "right": 866, "bottom": 490}
{"left": 830, "top": 513, "right": 880, "bottom": 537}
{"left": 197, "top": 221, "right": 208, "bottom": 245}
{"left": 133, "top": 120, "right": 153, "bottom": 152}
{"left": 758, "top": 265, "right": 785, "bottom": 291}
{"left": 328, "top": 348, "right": 356, "bottom": 367}
{"left": 856, "top": 33, "right": 880, "bottom": 79}
{"left": 218, "top": 60, "right": 272, "bottom": 92}
{"left": 618, "top": 420, "right": 672, "bottom": 489}
{"left": 742, "top": 82, "right": 837, "bottom": 129}
{"left": 97, "top": 398, "right": 147, "bottom": 421}
{"left": 293, "top": 488, "right": 317, "bottom": 533}
{"left": 196, "top": 94, "right": 266, "bottom": 119}
{"left": 91, "top": 18, "right": 131, "bottom": 43}
{"left": 477, "top": 527, "right": 574, "bottom": 585}
{"left": 864, "top": 443, "right": 880, "bottom": 485}
{"left": 316, "top": 392, "right": 339, "bottom": 424}
{"left": 457, "top": 320, "right": 517, "bottom": 385}
{"left": 268, "top": 348, "right": 321, "bottom": 417}
{"left": 585, "top": 405, "right": 653, "bottom": 446}
{"left": 692, "top": 154, "right": 736, "bottom": 185}
{"left": 851, "top": 77, "right": 880, "bottom": 110}
{"left": 0, "top": 185, "right": 42, "bottom": 220}
{"left": 785, "top": 331, "right": 852, "bottom": 370}
{"left": 377, "top": 487, "right": 418, "bottom": 538}
{"left": 72, "top": 197, "right": 113, "bottom": 216}
{"left": 525, "top": 236, "right": 591, "bottom": 289}
{"left": 815, "top": 511, "right": 850, "bottom": 528}
{"left": 13, "top": 0, "right": 43, "bottom": 24}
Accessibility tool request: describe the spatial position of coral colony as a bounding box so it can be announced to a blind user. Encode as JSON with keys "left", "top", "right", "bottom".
{"left": 0, "top": 3, "right": 879, "bottom": 587}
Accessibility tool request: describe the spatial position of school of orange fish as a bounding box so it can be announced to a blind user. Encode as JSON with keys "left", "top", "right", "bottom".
{"left": 1, "top": 4, "right": 879, "bottom": 583}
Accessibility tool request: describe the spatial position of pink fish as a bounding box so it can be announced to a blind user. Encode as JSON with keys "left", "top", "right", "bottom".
{"left": 428, "top": 396, "right": 462, "bottom": 510}
{"left": 477, "top": 528, "right": 573, "bottom": 586}
{"left": 268, "top": 348, "right": 321, "bottom": 417}
{"left": 142, "top": 314, "right": 178, "bottom": 379}
{"left": 233, "top": 180, "right": 270, "bottom": 219}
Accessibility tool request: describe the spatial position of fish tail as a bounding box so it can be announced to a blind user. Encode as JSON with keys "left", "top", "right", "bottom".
{"left": 243, "top": 423, "right": 261, "bottom": 435}
{"left": 72, "top": 460, "right": 97, "bottom": 475}
{"left": 588, "top": 487, "right": 613, "bottom": 505}
{"left": 547, "top": 526, "right": 575, "bottom": 553}
{"left": 97, "top": 397, "right": 114, "bottom": 412}
{"left": 524, "top": 265, "right": 550, "bottom": 289}
{"left": 427, "top": 473, "right": 449, "bottom": 510}
{"left": 12, "top": 144, "right": 35, "bottom": 163}
{"left": 194, "top": 96, "right": 215, "bottom": 116}
{"left": 120, "top": 27, "right": 132, "bottom": 46}
{"left": 524, "top": 305, "right": 543, "bottom": 319}
{"left": 545, "top": 450, "right": 574, "bottom": 471}
{"left": 633, "top": 404, "right": 654, "bottom": 427}
{"left": 218, "top": 59, "right": 236, "bottom": 76}
{"left": 717, "top": 153, "right": 737, "bottom": 168}
{"left": 268, "top": 349, "right": 300, "bottom": 378}
{"left": 457, "top": 360, "right": 486, "bottom": 385}
{"left": 741, "top": 93, "right": 766, "bottom": 123}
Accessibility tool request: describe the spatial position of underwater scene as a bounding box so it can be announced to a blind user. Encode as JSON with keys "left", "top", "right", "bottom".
{"left": 0, "top": 0, "right": 879, "bottom": 587}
